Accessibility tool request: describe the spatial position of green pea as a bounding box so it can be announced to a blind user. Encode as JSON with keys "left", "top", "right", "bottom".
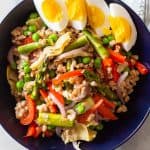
{"left": 22, "top": 61, "right": 29, "bottom": 68}
{"left": 102, "top": 37, "right": 109, "bottom": 45}
{"left": 28, "top": 25, "right": 37, "bottom": 33}
{"left": 47, "top": 34, "right": 58, "bottom": 45}
{"left": 23, "top": 30, "right": 31, "bottom": 36}
{"left": 24, "top": 74, "right": 32, "bottom": 82}
{"left": 16, "top": 80, "right": 24, "bottom": 91}
{"left": 32, "top": 33, "right": 40, "bottom": 42}
{"left": 24, "top": 65, "right": 31, "bottom": 74}
{"left": 75, "top": 103, "right": 86, "bottom": 114}
{"left": 49, "top": 70, "right": 56, "bottom": 78}
{"left": 107, "top": 34, "right": 115, "bottom": 41}
{"left": 29, "top": 12, "right": 38, "bottom": 19}
{"left": 48, "top": 33, "right": 58, "bottom": 42}
{"left": 82, "top": 56, "right": 91, "bottom": 64}
{"left": 94, "top": 57, "right": 101, "bottom": 69}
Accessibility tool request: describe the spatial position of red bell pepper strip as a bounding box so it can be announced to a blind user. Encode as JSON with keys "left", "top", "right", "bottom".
{"left": 52, "top": 70, "right": 83, "bottom": 85}
{"left": 40, "top": 89, "right": 58, "bottom": 113}
{"left": 109, "top": 49, "right": 126, "bottom": 63}
{"left": 93, "top": 94, "right": 116, "bottom": 109}
{"left": 33, "top": 126, "right": 42, "bottom": 138}
{"left": 44, "top": 130, "right": 54, "bottom": 137}
{"left": 25, "top": 123, "right": 36, "bottom": 137}
{"left": 20, "top": 95, "right": 36, "bottom": 125}
{"left": 23, "top": 36, "right": 33, "bottom": 45}
{"left": 98, "top": 104, "right": 118, "bottom": 120}
{"left": 112, "top": 63, "right": 120, "bottom": 82}
{"left": 25, "top": 123, "right": 42, "bottom": 138}
{"left": 48, "top": 85, "right": 64, "bottom": 105}
{"left": 102, "top": 57, "right": 113, "bottom": 67}
{"left": 135, "top": 62, "right": 149, "bottom": 75}
{"left": 39, "top": 89, "right": 48, "bottom": 99}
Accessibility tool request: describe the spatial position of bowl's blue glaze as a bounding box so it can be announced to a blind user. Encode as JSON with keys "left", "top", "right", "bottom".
{"left": 0, "top": 0, "right": 149, "bottom": 150}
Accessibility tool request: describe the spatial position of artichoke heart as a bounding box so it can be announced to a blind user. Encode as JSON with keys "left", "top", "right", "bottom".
{"left": 61, "top": 123, "right": 97, "bottom": 144}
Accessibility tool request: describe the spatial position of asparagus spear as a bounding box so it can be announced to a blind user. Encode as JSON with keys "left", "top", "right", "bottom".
{"left": 83, "top": 70, "right": 118, "bottom": 101}
{"left": 82, "top": 30, "right": 109, "bottom": 59}
{"left": 37, "top": 113, "right": 74, "bottom": 127}
{"left": 18, "top": 42, "right": 43, "bottom": 54}
{"left": 64, "top": 35, "right": 88, "bottom": 52}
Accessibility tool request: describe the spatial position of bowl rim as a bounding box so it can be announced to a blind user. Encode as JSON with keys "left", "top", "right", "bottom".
{"left": 0, "top": 0, "right": 150, "bottom": 150}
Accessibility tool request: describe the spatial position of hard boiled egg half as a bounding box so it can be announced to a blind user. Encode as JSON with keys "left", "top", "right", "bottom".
{"left": 86, "top": 0, "right": 110, "bottom": 36}
{"left": 33, "top": 0, "right": 68, "bottom": 31}
{"left": 109, "top": 3, "right": 137, "bottom": 51}
{"left": 65, "top": 0, "right": 87, "bottom": 30}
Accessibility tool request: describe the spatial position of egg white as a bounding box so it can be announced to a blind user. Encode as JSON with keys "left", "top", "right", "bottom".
{"left": 33, "top": 0, "right": 68, "bottom": 31}
{"left": 86, "top": 0, "right": 110, "bottom": 36}
{"left": 71, "top": 17, "right": 87, "bottom": 30}
{"left": 109, "top": 3, "right": 137, "bottom": 51}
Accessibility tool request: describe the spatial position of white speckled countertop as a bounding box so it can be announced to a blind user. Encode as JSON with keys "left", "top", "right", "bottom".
{"left": 0, "top": 0, "right": 149, "bottom": 150}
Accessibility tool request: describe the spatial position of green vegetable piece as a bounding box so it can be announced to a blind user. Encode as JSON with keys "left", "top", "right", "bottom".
{"left": 32, "top": 33, "right": 40, "bottom": 42}
{"left": 66, "top": 60, "right": 71, "bottom": 71}
{"left": 124, "top": 67, "right": 130, "bottom": 72}
{"left": 49, "top": 33, "right": 58, "bottom": 42}
{"left": 16, "top": 80, "right": 24, "bottom": 91}
{"left": 75, "top": 102, "right": 86, "bottom": 114}
{"left": 37, "top": 113, "right": 74, "bottom": 127}
{"left": 31, "top": 84, "right": 39, "bottom": 100}
{"left": 97, "top": 84, "right": 118, "bottom": 101}
{"left": 23, "top": 30, "right": 31, "bottom": 36}
{"left": 94, "top": 57, "right": 101, "bottom": 69}
{"left": 64, "top": 35, "right": 88, "bottom": 52}
{"left": 65, "top": 99, "right": 72, "bottom": 105}
{"left": 102, "top": 37, "right": 109, "bottom": 45}
{"left": 24, "top": 65, "right": 31, "bottom": 74}
{"left": 96, "top": 123, "right": 103, "bottom": 131}
{"left": 83, "top": 30, "right": 109, "bottom": 59}
{"left": 29, "top": 12, "right": 39, "bottom": 19}
{"left": 18, "top": 42, "right": 43, "bottom": 54}
{"left": 63, "top": 82, "right": 73, "bottom": 90}
{"left": 28, "top": 25, "right": 37, "bottom": 33}
{"left": 83, "top": 70, "right": 100, "bottom": 82}
{"left": 90, "top": 123, "right": 103, "bottom": 131}
{"left": 107, "top": 34, "right": 115, "bottom": 41}
{"left": 116, "top": 101, "right": 121, "bottom": 106}
{"left": 76, "top": 57, "right": 82, "bottom": 63}
{"left": 24, "top": 74, "right": 32, "bottom": 82}
{"left": 47, "top": 34, "right": 58, "bottom": 45}
{"left": 82, "top": 56, "right": 91, "bottom": 64}
{"left": 47, "top": 125, "right": 56, "bottom": 130}
{"left": 49, "top": 69, "right": 56, "bottom": 78}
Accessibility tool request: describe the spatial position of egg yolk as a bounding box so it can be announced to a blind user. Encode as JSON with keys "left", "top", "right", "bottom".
{"left": 42, "top": 0, "right": 62, "bottom": 22}
{"left": 109, "top": 16, "right": 131, "bottom": 42}
{"left": 66, "top": 0, "right": 87, "bottom": 21}
{"left": 87, "top": 5, "right": 105, "bottom": 28}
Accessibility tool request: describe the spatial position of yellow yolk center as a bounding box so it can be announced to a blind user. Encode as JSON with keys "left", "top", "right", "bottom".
{"left": 42, "top": 0, "right": 62, "bottom": 22}
{"left": 66, "top": 0, "right": 87, "bottom": 21}
{"left": 109, "top": 16, "right": 131, "bottom": 42}
{"left": 87, "top": 5, "right": 105, "bottom": 28}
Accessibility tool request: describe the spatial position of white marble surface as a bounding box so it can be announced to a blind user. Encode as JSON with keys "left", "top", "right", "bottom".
{"left": 0, "top": 0, "right": 149, "bottom": 150}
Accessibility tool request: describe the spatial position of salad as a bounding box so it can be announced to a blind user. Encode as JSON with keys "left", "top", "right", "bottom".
{"left": 7, "top": 0, "right": 149, "bottom": 149}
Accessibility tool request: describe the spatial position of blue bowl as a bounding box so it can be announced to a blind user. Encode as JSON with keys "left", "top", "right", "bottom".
{"left": 0, "top": 0, "right": 149, "bottom": 150}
